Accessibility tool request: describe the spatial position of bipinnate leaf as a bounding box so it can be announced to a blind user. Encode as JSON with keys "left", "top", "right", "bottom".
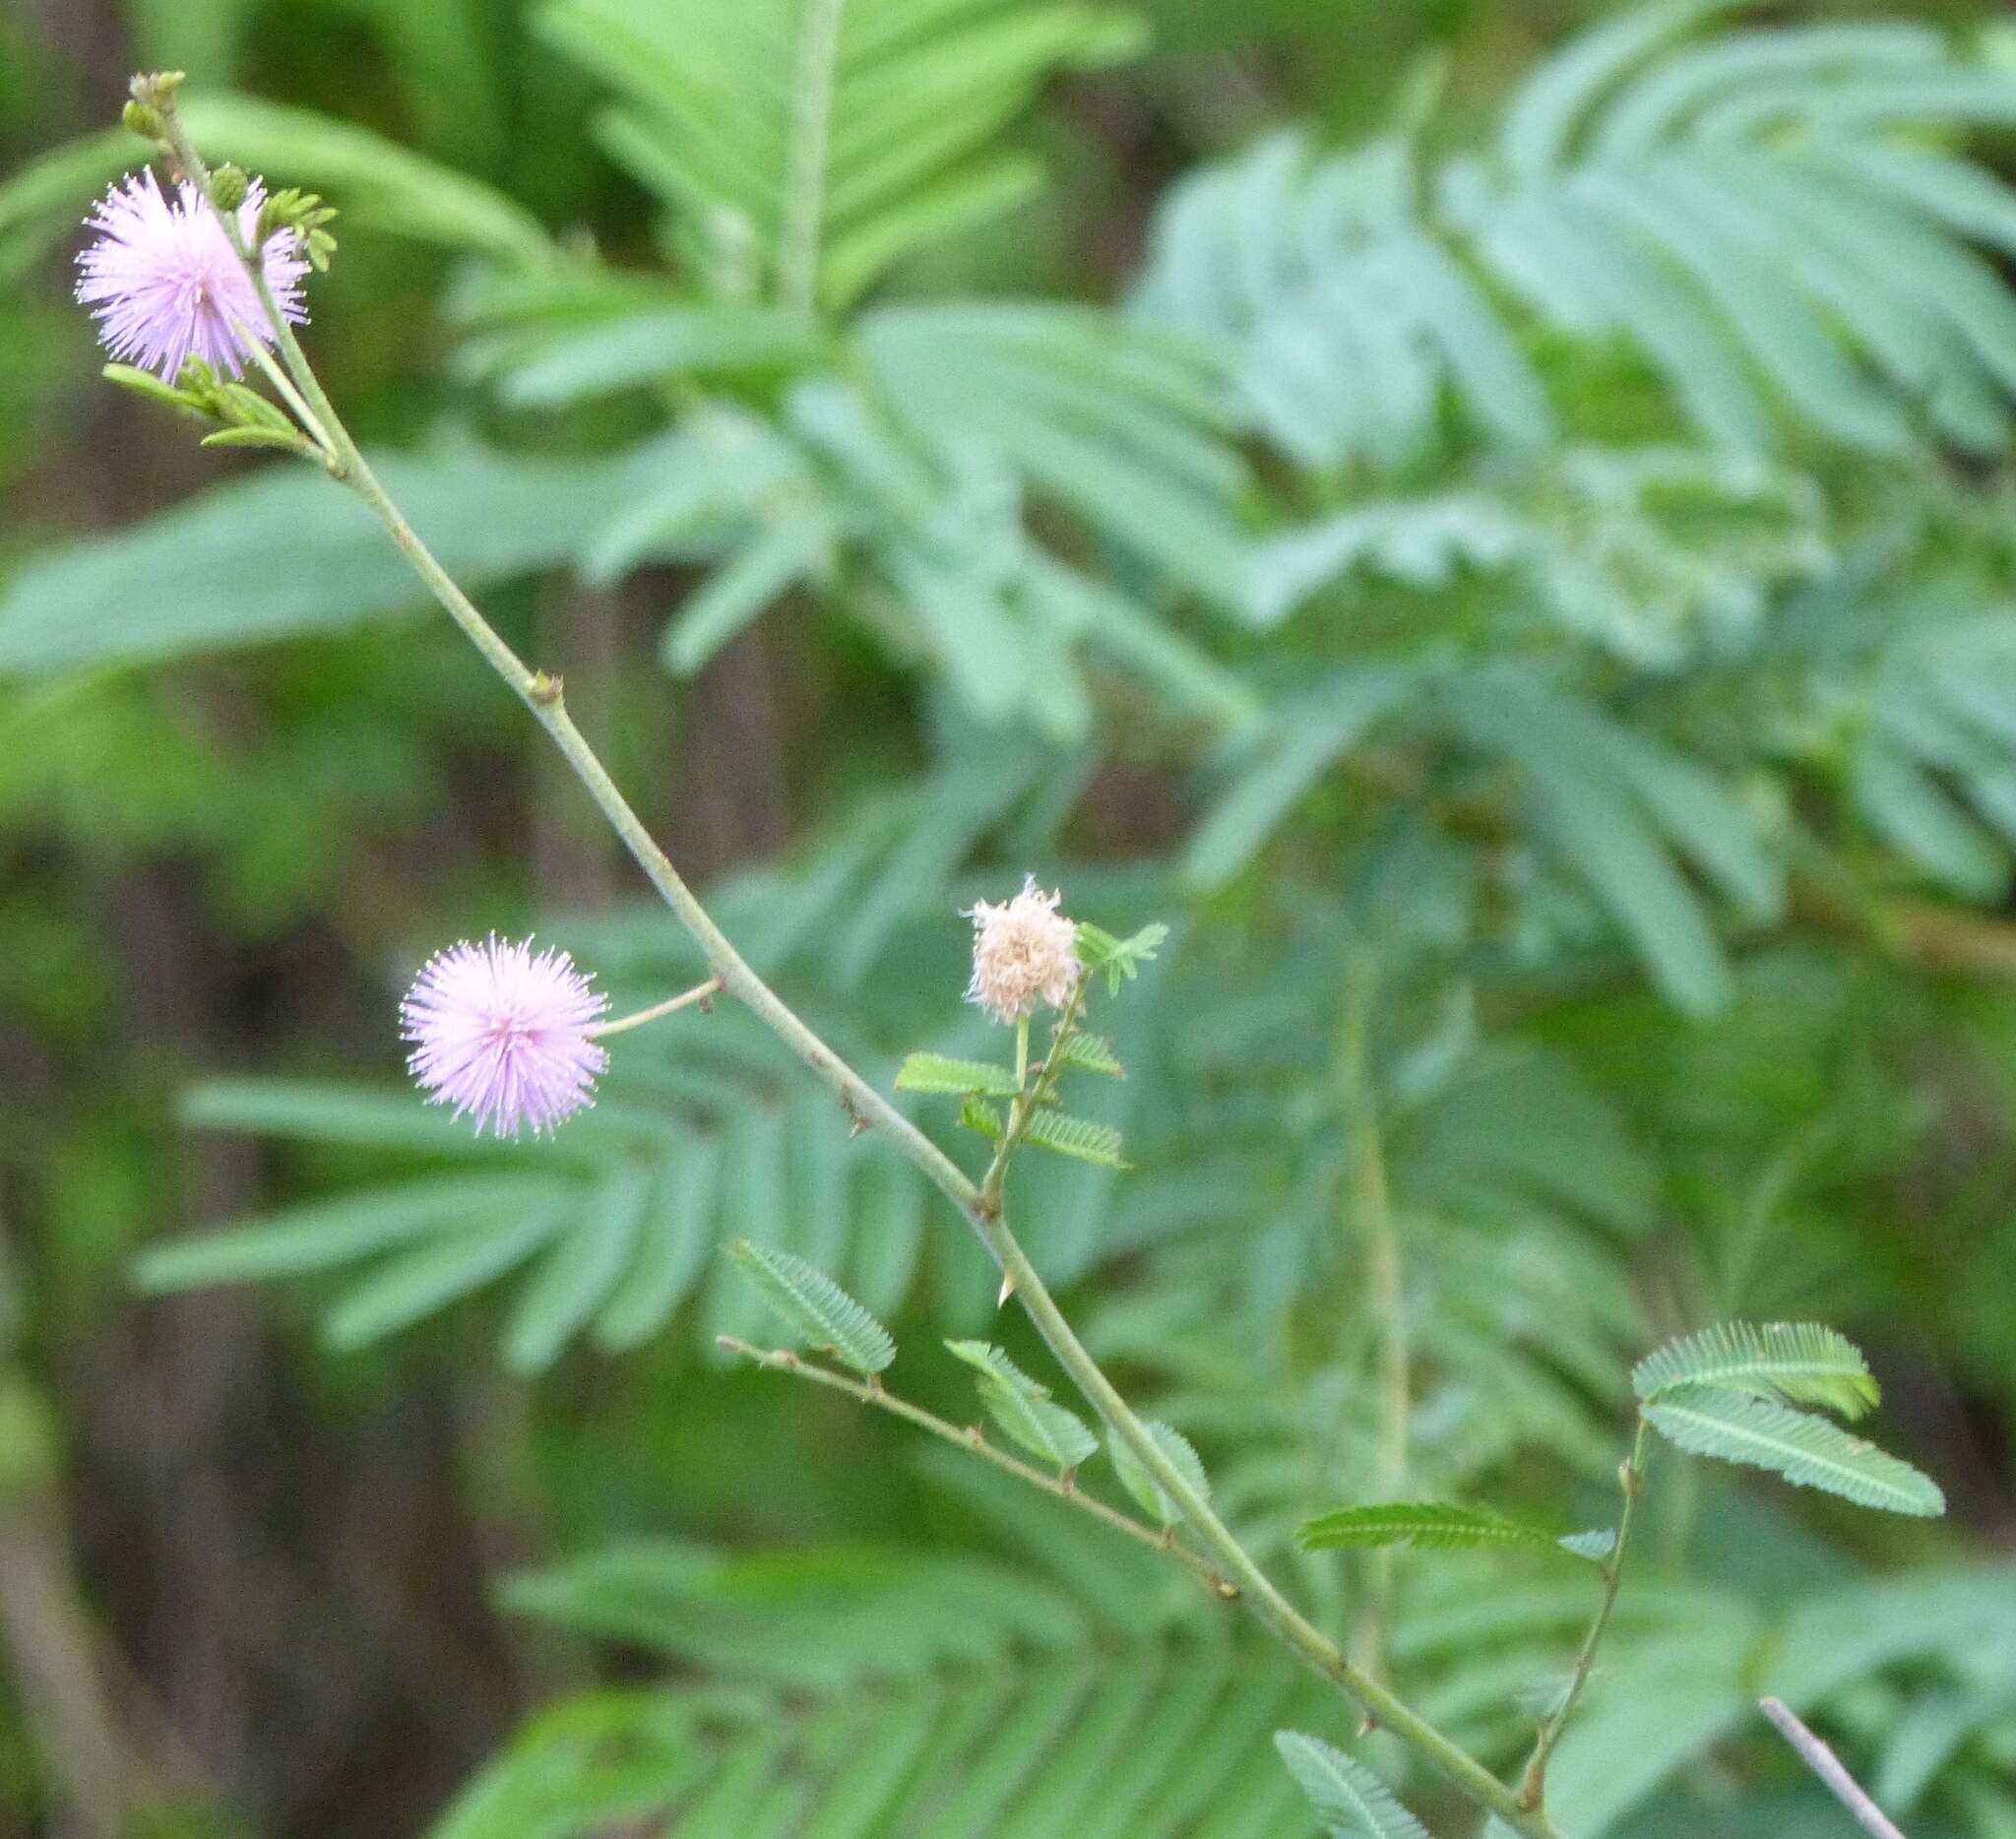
{"left": 895, "top": 1053, "right": 1023, "bottom": 1097}
{"left": 1633, "top": 1321, "right": 1879, "bottom": 1420}
{"left": 725, "top": 1240, "right": 895, "bottom": 1375}
{"left": 1107, "top": 1421, "right": 1209, "bottom": 1524}
{"left": 1297, "top": 1501, "right": 1564, "bottom": 1554}
{"left": 1273, "top": 1731, "right": 1429, "bottom": 1839}
{"left": 1643, "top": 1385, "right": 1943, "bottom": 1517}
{"left": 946, "top": 1341, "right": 1099, "bottom": 1473}
{"left": 1020, "top": 1110, "right": 1129, "bottom": 1169}
{"left": 1058, "top": 1032, "right": 1125, "bottom": 1078}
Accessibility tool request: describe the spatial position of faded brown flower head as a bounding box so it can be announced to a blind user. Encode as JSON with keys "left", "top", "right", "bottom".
{"left": 966, "top": 875, "right": 1079, "bottom": 1025}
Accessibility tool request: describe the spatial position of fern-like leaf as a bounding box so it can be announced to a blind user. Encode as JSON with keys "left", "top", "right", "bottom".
{"left": 1643, "top": 1384, "right": 1943, "bottom": 1517}
{"left": 1633, "top": 1321, "right": 1878, "bottom": 1420}
{"left": 540, "top": 0, "right": 1141, "bottom": 308}
{"left": 1297, "top": 1501, "right": 1564, "bottom": 1554}
{"left": 1020, "top": 1110, "right": 1129, "bottom": 1169}
{"left": 1274, "top": 1731, "right": 1430, "bottom": 1839}
{"left": 1107, "top": 1421, "right": 1209, "bottom": 1524}
{"left": 895, "top": 1052, "right": 1023, "bottom": 1097}
{"left": 725, "top": 1239, "right": 896, "bottom": 1374}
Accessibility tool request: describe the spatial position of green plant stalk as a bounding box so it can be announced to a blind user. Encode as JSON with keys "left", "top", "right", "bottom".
{"left": 719, "top": 1335, "right": 1229, "bottom": 1588}
{"left": 1520, "top": 1414, "right": 1654, "bottom": 1808}
{"left": 1341, "top": 962, "right": 1408, "bottom": 1679}
{"left": 779, "top": 0, "right": 846, "bottom": 313}
{"left": 157, "top": 92, "right": 1567, "bottom": 1839}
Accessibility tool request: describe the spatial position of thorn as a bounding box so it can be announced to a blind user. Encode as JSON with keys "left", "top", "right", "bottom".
{"left": 997, "top": 1268, "right": 1017, "bottom": 1307}
{"left": 967, "top": 1424, "right": 985, "bottom": 1447}
{"left": 1358, "top": 1713, "right": 1378, "bottom": 1739}
{"left": 1059, "top": 1468, "right": 1077, "bottom": 1493}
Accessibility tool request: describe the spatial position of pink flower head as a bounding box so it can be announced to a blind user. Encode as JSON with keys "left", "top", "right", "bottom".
{"left": 401, "top": 936, "right": 609, "bottom": 1138}
{"left": 966, "top": 875, "right": 1080, "bottom": 1025}
{"left": 76, "top": 168, "right": 308, "bottom": 381}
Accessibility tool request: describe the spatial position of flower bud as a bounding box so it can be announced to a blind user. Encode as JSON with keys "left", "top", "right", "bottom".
{"left": 121, "top": 99, "right": 165, "bottom": 141}
{"left": 208, "top": 164, "right": 249, "bottom": 213}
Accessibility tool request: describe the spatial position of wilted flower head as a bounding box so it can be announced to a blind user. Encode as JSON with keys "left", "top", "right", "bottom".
{"left": 401, "top": 936, "right": 609, "bottom": 1138}
{"left": 76, "top": 168, "right": 307, "bottom": 381}
{"left": 966, "top": 876, "right": 1080, "bottom": 1025}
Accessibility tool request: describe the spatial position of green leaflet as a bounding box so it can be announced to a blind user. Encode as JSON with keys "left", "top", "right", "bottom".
{"left": 1075, "top": 920, "right": 1169, "bottom": 991}
{"left": 1643, "top": 1385, "right": 1944, "bottom": 1517}
{"left": 946, "top": 1341, "right": 1098, "bottom": 1472}
{"left": 1297, "top": 1501, "right": 1565, "bottom": 1554}
{"left": 1056, "top": 1032, "right": 1125, "bottom": 1078}
{"left": 1273, "top": 1731, "right": 1429, "bottom": 1839}
{"left": 1020, "top": 1110, "right": 1129, "bottom": 1170}
{"left": 1633, "top": 1321, "right": 1879, "bottom": 1420}
{"left": 895, "top": 1053, "right": 1024, "bottom": 1097}
{"left": 724, "top": 1240, "right": 896, "bottom": 1375}
{"left": 1106, "top": 1422, "right": 1209, "bottom": 1524}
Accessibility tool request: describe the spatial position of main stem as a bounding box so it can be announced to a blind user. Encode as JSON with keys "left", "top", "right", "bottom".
{"left": 160, "top": 95, "right": 1564, "bottom": 1839}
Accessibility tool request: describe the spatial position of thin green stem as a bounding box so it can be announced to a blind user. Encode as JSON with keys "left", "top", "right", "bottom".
{"left": 1342, "top": 959, "right": 1408, "bottom": 1680}
{"left": 157, "top": 89, "right": 1566, "bottom": 1839}
{"left": 778, "top": 0, "right": 846, "bottom": 313}
{"left": 719, "top": 1336, "right": 1229, "bottom": 1589}
{"left": 1521, "top": 1415, "right": 1653, "bottom": 1810}
{"left": 590, "top": 975, "right": 724, "bottom": 1039}
{"left": 230, "top": 327, "right": 339, "bottom": 463}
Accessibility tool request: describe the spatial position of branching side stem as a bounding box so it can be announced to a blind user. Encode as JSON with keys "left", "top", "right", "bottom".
{"left": 1520, "top": 1414, "right": 1653, "bottom": 1808}
{"left": 719, "top": 1336, "right": 1229, "bottom": 1589}
{"left": 153, "top": 87, "right": 1567, "bottom": 1839}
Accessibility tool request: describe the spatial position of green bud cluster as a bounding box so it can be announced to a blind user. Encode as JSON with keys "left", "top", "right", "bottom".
{"left": 208, "top": 164, "right": 250, "bottom": 213}
{"left": 101, "top": 358, "right": 317, "bottom": 459}
{"left": 257, "top": 188, "right": 341, "bottom": 272}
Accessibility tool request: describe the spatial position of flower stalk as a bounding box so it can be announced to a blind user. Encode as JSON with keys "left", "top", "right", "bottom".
{"left": 589, "top": 976, "right": 724, "bottom": 1039}
{"left": 140, "top": 82, "right": 1569, "bottom": 1839}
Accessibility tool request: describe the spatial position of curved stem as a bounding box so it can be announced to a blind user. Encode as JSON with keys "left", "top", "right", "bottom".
{"left": 719, "top": 1337, "right": 1230, "bottom": 1590}
{"left": 153, "top": 90, "right": 1565, "bottom": 1839}
{"left": 1521, "top": 1414, "right": 1652, "bottom": 1809}
{"left": 590, "top": 975, "right": 724, "bottom": 1038}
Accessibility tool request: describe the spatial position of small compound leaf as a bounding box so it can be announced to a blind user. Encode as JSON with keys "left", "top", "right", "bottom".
{"left": 1644, "top": 1385, "right": 1944, "bottom": 1517}
{"left": 1107, "top": 1421, "right": 1209, "bottom": 1524}
{"left": 960, "top": 1097, "right": 1004, "bottom": 1140}
{"left": 1020, "top": 1110, "right": 1128, "bottom": 1169}
{"left": 1632, "top": 1321, "right": 1879, "bottom": 1420}
{"left": 1075, "top": 920, "right": 1169, "bottom": 991}
{"left": 945, "top": 1340, "right": 1098, "bottom": 1472}
{"left": 1274, "top": 1730, "right": 1429, "bottom": 1839}
{"left": 1297, "top": 1501, "right": 1565, "bottom": 1554}
{"left": 895, "top": 1053, "right": 1023, "bottom": 1097}
{"left": 1058, "top": 1032, "right": 1125, "bottom": 1078}
{"left": 725, "top": 1239, "right": 895, "bottom": 1374}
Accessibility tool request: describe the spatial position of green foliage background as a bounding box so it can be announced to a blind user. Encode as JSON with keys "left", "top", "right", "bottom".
{"left": 3, "top": 1, "right": 2016, "bottom": 1835}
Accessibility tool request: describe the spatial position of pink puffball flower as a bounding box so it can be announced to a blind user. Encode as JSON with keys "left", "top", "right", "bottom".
{"left": 75, "top": 168, "right": 308, "bottom": 382}
{"left": 401, "top": 936, "right": 610, "bottom": 1139}
{"left": 966, "top": 875, "right": 1080, "bottom": 1025}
